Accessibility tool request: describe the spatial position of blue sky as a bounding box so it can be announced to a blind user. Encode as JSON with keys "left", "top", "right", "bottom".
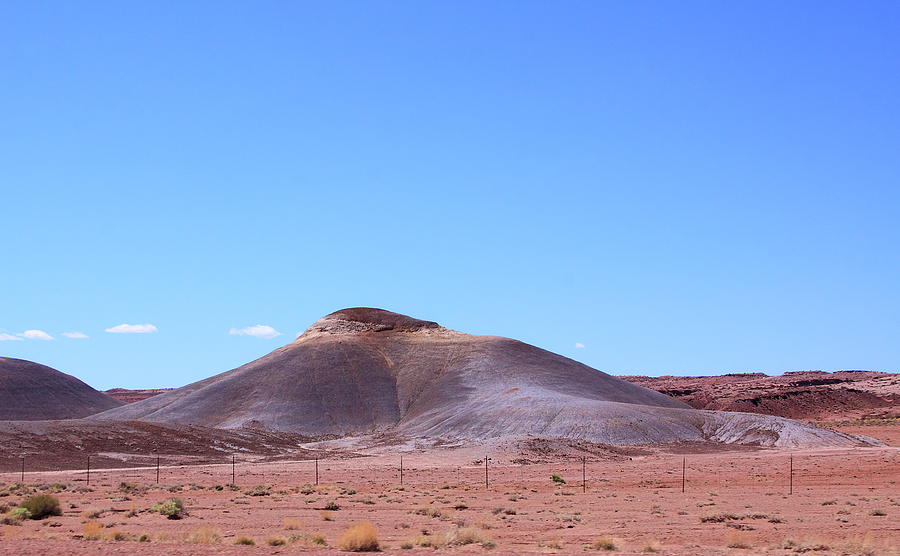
{"left": 1, "top": 1, "right": 898, "bottom": 389}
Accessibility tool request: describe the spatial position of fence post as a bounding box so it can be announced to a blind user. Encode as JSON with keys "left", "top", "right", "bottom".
{"left": 400, "top": 455, "right": 403, "bottom": 486}
{"left": 87, "top": 455, "right": 91, "bottom": 486}
{"left": 156, "top": 455, "right": 160, "bottom": 484}
{"left": 789, "top": 455, "right": 793, "bottom": 495}
{"left": 682, "top": 457, "right": 686, "bottom": 493}
{"left": 20, "top": 457, "right": 24, "bottom": 483}
{"left": 484, "top": 456, "right": 489, "bottom": 488}
{"left": 582, "top": 456, "right": 586, "bottom": 493}
{"left": 232, "top": 454, "right": 236, "bottom": 485}
{"left": 315, "top": 458, "right": 319, "bottom": 486}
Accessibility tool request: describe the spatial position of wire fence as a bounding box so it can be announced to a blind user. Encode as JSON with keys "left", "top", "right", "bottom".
{"left": 2, "top": 450, "right": 897, "bottom": 495}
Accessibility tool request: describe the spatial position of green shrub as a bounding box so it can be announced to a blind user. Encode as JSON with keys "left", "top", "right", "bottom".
{"left": 551, "top": 474, "right": 566, "bottom": 484}
{"left": 150, "top": 498, "right": 185, "bottom": 519}
{"left": 20, "top": 494, "right": 61, "bottom": 519}
{"left": 2, "top": 506, "right": 32, "bottom": 524}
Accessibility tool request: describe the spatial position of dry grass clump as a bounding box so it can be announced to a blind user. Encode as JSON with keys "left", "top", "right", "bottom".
{"left": 267, "top": 537, "right": 287, "bottom": 546}
{"left": 82, "top": 521, "right": 103, "bottom": 541}
{"left": 81, "top": 508, "right": 105, "bottom": 519}
{"left": 337, "top": 521, "right": 380, "bottom": 552}
{"left": 415, "top": 506, "right": 444, "bottom": 518}
{"left": 188, "top": 526, "right": 222, "bottom": 544}
{"left": 416, "top": 527, "right": 493, "bottom": 549}
{"left": 592, "top": 536, "right": 618, "bottom": 551}
{"left": 283, "top": 516, "right": 303, "bottom": 530}
{"left": 104, "top": 529, "right": 130, "bottom": 541}
{"left": 725, "top": 530, "right": 751, "bottom": 549}
{"left": 234, "top": 536, "right": 255, "bottom": 545}
{"left": 700, "top": 513, "right": 742, "bottom": 523}
{"left": 320, "top": 509, "right": 334, "bottom": 521}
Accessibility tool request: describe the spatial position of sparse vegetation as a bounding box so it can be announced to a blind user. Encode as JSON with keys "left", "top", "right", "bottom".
{"left": 337, "top": 521, "right": 380, "bottom": 552}
{"left": 700, "top": 513, "right": 742, "bottom": 523}
{"left": 151, "top": 497, "right": 185, "bottom": 519}
{"left": 551, "top": 474, "right": 566, "bottom": 484}
{"left": 19, "top": 494, "right": 61, "bottom": 519}
{"left": 82, "top": 521, "right": 103, "bottom": 540}
{"left": 235, "top": 536, "right": 255, "bottom": 545}
{"left": 188, "top": 526, "right": 222, "bottom": 544}
{"left": 418, "top": 527, "right": 490, "bottom": 548}
{"left": 592, "top": 536, "right": 617, "bottom": 551}
{"left": 267, "top": 537, "right": 287, "bottom": 546}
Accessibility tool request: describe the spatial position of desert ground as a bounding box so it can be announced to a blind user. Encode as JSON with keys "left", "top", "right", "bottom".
{"left": 1, "top": 424, "right": 897, "bottom": 555}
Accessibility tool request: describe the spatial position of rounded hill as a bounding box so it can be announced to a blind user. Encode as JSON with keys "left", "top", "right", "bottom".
{"left": 0, "top": 357, "right": 123, "bottom": 420}
{"left": 95, "top": 308, "right": 875, "bottom": 448}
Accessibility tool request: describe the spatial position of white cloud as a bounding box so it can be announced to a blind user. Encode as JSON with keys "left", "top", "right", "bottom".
{"left": 62, "top": 331, "right": 89, "bottom": 339}
{"left": 574, "top": 342, "right": 585, "bottom": 349}
{"left": 0, "top": 333, "right": 23, "bottom": 341}
{"left": 105, "top": 323, "right": 158, "bottom": 334}
{"left": 18, "top": 330, "right": 54, "bottom": 340}
{"left": 229, "top": 325, "right": 283, "bottom": 339}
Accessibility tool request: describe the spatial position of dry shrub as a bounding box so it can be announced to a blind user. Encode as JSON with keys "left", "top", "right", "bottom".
{"left": 81, "top": 508, "right": 104, "bottom": 519}
{"left": 104, "top": 529, "right": 129, "bottom": 541}
{"left": 725, "top": 530, "right": 751, "bottom": 549}
{"left": 20, "top": 494, "right": 61, "bottom": 519}
{"left": 417, "top": 527, "right": 491, "bottom": 548}
{"left": 592, "top": 536, "right": 618, "bottom": 551}
{"left": 82, "top": 521, "right": 103, "bottom": 541}
{"left": 320, "top": 510, "right": 334, "bottom": 521}
{"left": 267, "top": 537, "right": 287, "bottom": 546}
{"left": 235, "top": 536, "right": 255, "bottom": 545}
{"left": 337, "top": 521, "right": 380, "bottom": 552}
{"left": 283, "top": 516, "right": 303, "bottom": 530}
{"left": 188, "top": 526, "right": 222, "bottom": 544}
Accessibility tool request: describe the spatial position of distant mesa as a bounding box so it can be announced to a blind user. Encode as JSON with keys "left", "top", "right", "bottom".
{"left": 94, "top": 308, "right": 876, "bottom": 447}
{"left": 0, "top": 357, "right": 123, "bottom": 420}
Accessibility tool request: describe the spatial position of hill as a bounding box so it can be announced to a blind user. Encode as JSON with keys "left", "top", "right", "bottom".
{"left": 95, "top": 308, "right": 875, "bottom": 447}
{"left": 0, "top": 357, "right": 123, "bottom": 420}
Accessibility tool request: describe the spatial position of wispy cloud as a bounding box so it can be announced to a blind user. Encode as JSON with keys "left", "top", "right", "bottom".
{"left": 18, "top": 330, "right": 54, "bottom": 340}
{"left": 105, "top": 323, "right": 158, "bottom": 334}
{"left": 574, "top": 342, "right": 585, "bottom": 349}
{"left": 62, "top": 331, "right": 89, "bottom": 339}
{"left": 229, "top": 325, "right": 283, "bottom": 339}
{"left": 0, "top": 333, "right": 23, "bottom": 341}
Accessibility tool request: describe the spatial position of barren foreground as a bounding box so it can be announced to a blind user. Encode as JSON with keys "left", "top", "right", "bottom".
{"left": 1, "top": 427, "right": 897, "bottom": 555}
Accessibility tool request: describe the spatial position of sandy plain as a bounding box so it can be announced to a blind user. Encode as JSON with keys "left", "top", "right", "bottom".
{"left": 0, "top": 424, "right": 897, "bottom": 555}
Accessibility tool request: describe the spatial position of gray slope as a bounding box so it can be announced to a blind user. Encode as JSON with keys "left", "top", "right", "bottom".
{"left": 0, "top": 357, "right": 123, "bottom": 420}
{"left": 94, "top": 308, "right": 878, "bottom": 448}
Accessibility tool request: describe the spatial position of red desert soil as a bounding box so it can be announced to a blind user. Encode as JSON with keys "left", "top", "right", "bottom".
{"left": 620, "top": 371, "right": 900, "bottom": 421}
{"left": 0, "top": 442, "right": 897, "bottom": 555}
